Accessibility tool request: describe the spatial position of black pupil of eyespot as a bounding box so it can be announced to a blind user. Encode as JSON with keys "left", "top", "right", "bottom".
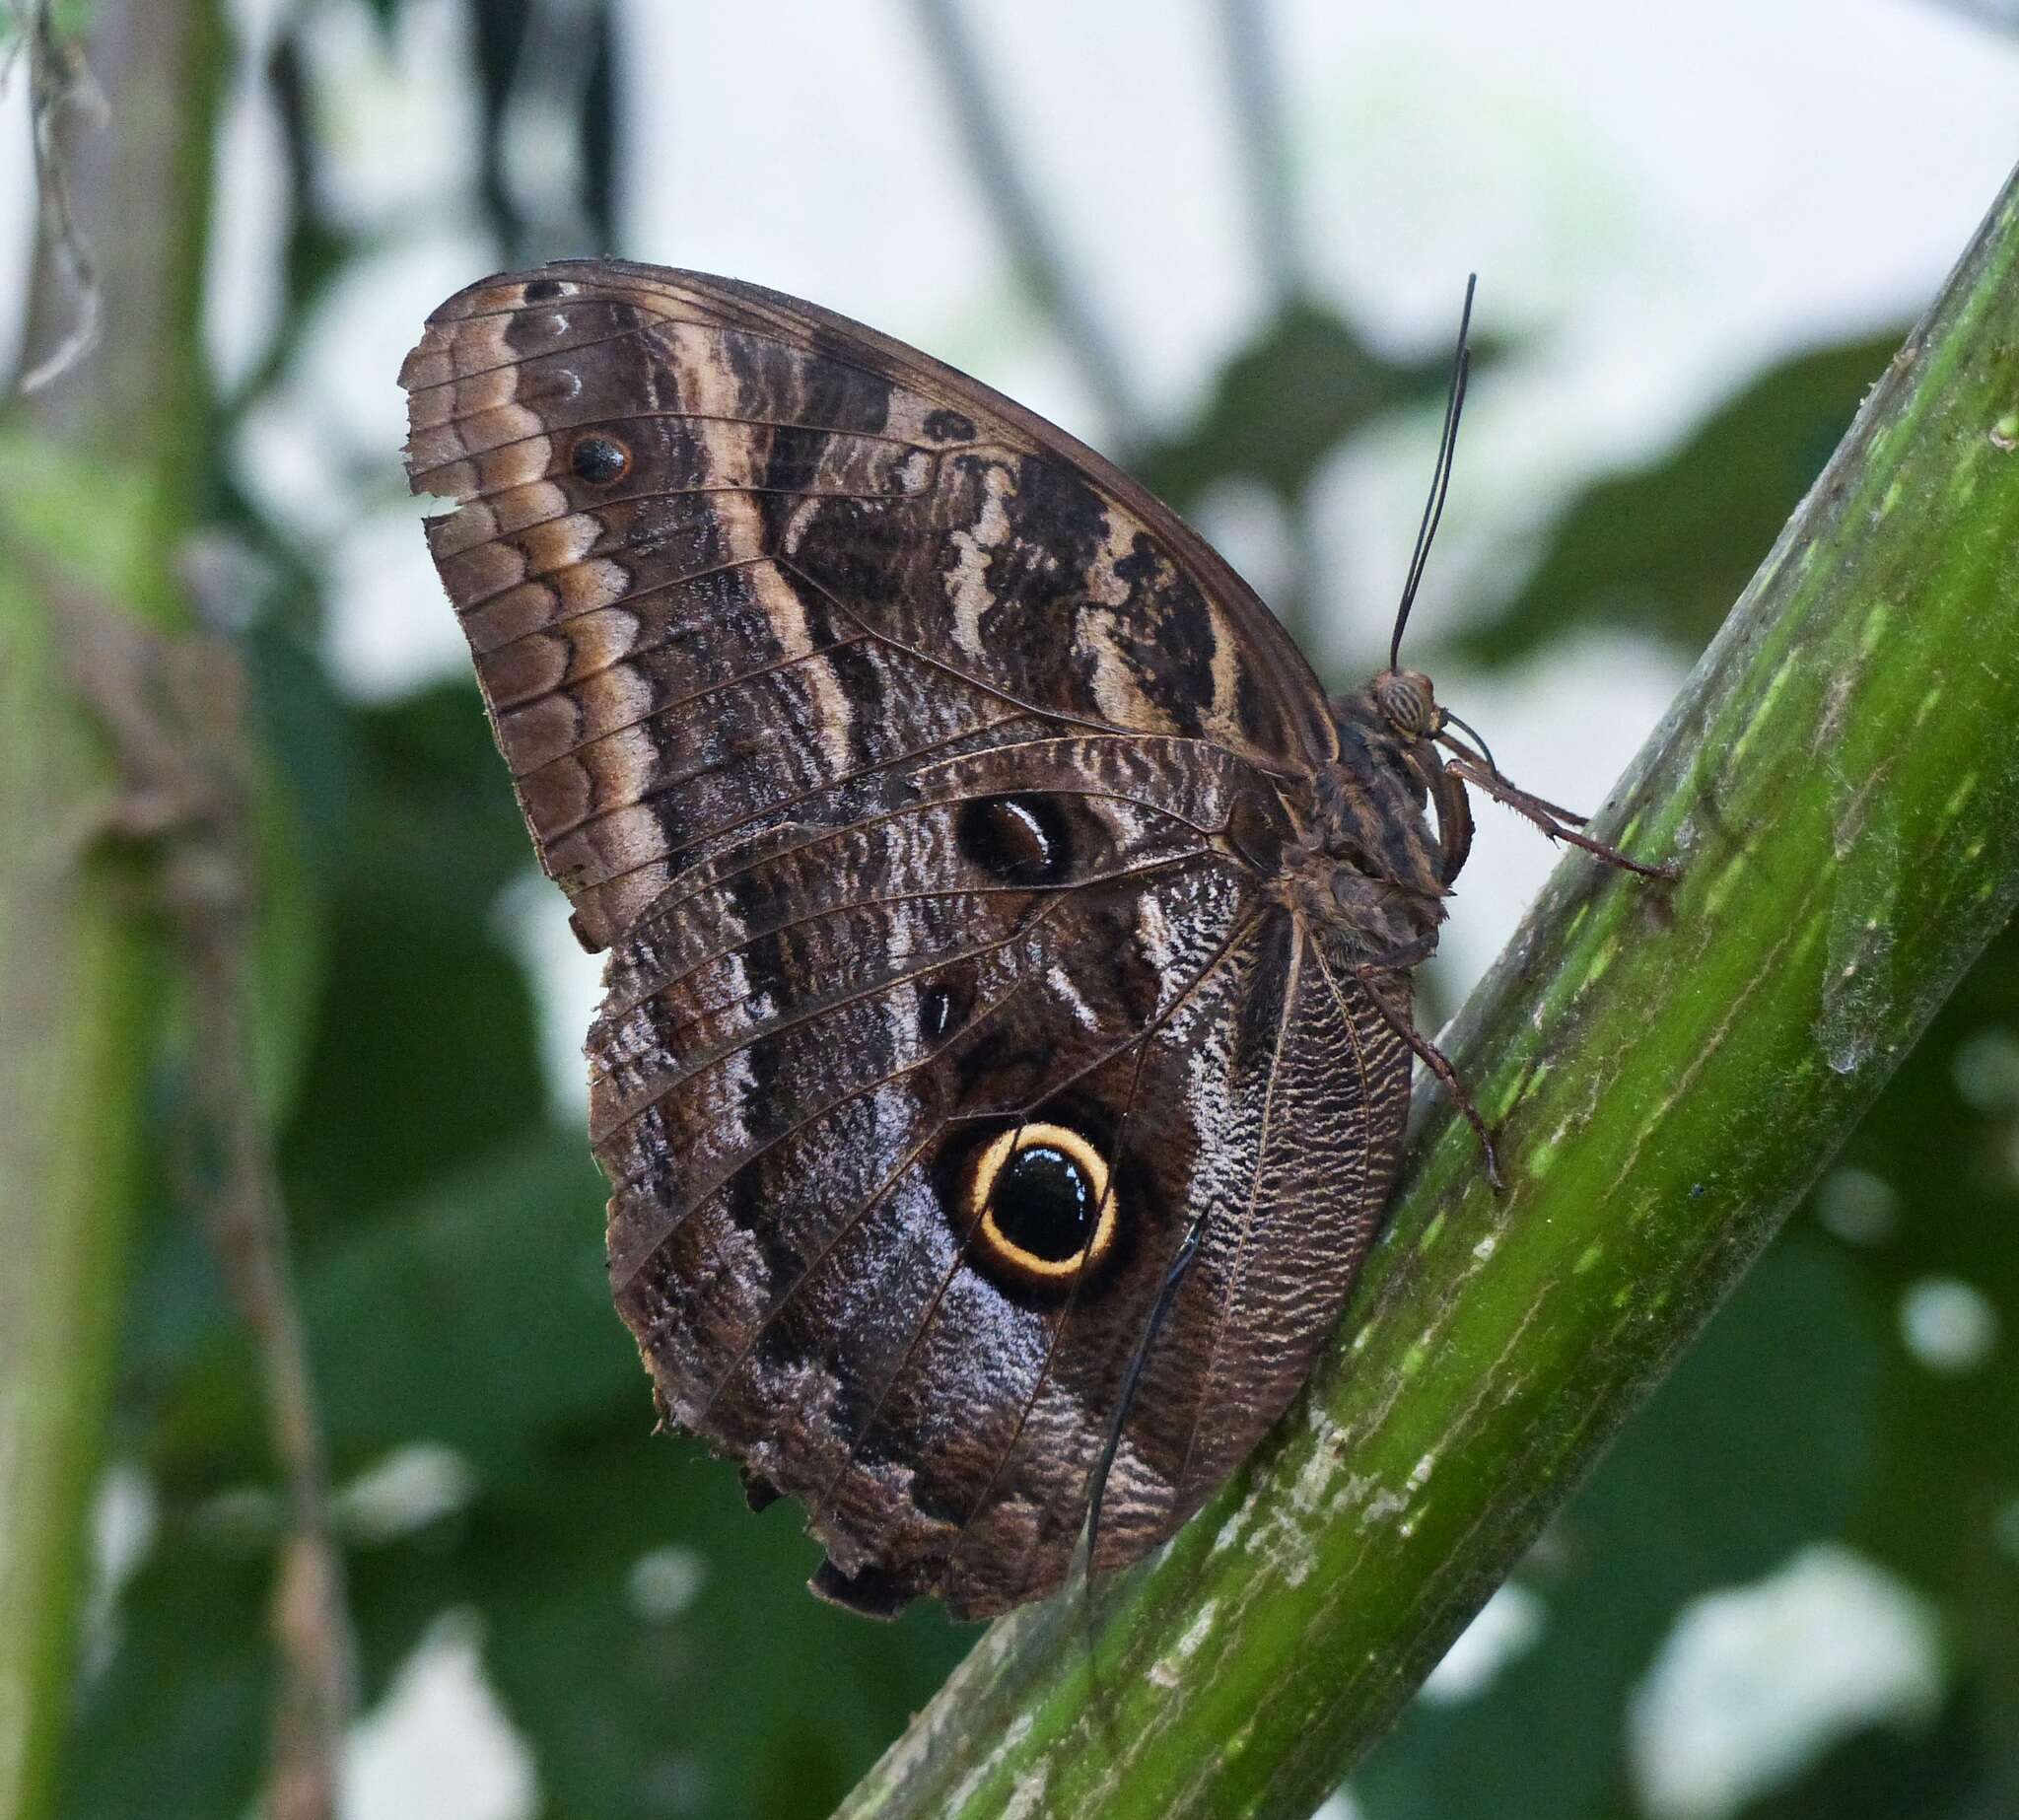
{"left": 571, "top": 436, "right": 627, "bottom": 483}
{"left": 958, "top": 795, "right": 1070, "bottom": 885}
{"left": 992, "top": 1145, "right": 1096, "bottom": 1263}
{"left": 994, "top": 804, "right": 1051, "bottom": 875}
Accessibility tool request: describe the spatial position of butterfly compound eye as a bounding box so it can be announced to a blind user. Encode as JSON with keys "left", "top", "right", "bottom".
{"left": 1372, "top": 668, "right": 1435, "bottom": 738}
{"left": 568, "top": 432, "right": 632, "bottom": 486}
{"left": 967, "top": 1122, "right": 1118, "bottom": 1285}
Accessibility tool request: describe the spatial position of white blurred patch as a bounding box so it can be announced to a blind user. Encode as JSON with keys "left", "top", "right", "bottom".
{"left": 1898, "top": 1277, "right": 1999, "bottom": 1375}
{"left": 1420, "top": 1579, "right": 1547, "bottom": 1706}
{"left": 81, "top": 1463, "right": 159, "bottom": 1678}
{"left": 1951, "top": 1026, "right": 2019, "bottom": 1114}
{"left": 335, "top": 1442, "right": 478, "bottom": 1545}
{"left": 1629, "top": 1544, "right": 1944, "bottom": 1820}
{"left": 204, "top": 0, "right": 291, "bottom": 391}
{"left": 0, "top": 35, "right": 39, "bottom": 381}
{"left": 1311, "top": 1790, "right": 1365, "bottom": 1820}
{"left": 299, "top": 0, "right": 482, "bottom": 231}
{"left": 228, "top": 229, "right": 497, "bottom": 702}
{"left": 318, "top": 499, "right": 480, "bottom": 700}
{"left": 1813, "top": 1166, "right": 1899, "bottom": 1247}
{"left": 625, "top": 1545, "right": 709, "bottom": 1623}
{"left": 1192, "top": 478, "right": 1300, "bottom": 616}
{"left": 237, "top": 234, "right": 495, "bottom": 544}
{"left": 495, "top": 870, "right": 603, "bottom": 1120}
{"left": 344, "top": 1612, "right": 537, "bottom": 1820}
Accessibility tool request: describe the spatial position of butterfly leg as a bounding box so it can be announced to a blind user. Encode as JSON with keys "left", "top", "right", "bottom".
{"left": 1353, "top": 964, "right": 1505, "bottom": 1193}
{"left": 1440, "top": 747, "right": 1677, "bottom": 880}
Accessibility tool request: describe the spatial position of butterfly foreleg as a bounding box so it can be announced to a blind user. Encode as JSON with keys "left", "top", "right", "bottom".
{"left": 1439, "top": 744, "right": 1676, "bottom": 881}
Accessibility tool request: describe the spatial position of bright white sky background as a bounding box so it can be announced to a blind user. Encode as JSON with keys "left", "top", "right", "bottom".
{"left": 4, "top": 3, "right": 2015, "bottom": 1815}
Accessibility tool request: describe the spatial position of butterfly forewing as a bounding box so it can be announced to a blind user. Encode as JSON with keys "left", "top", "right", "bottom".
{"left": 400, "top": 262, "right": 1414, "bottom": 1618}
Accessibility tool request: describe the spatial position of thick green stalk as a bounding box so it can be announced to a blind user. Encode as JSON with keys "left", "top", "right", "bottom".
{"left": 0, "top": 553, "right": 157, "bottom": 1820}
{"left": 0, "top": 7, "right": 223, "bottom": 1818}
{"left": 835, "top": 165, "right": 2019, "bottom": 1820}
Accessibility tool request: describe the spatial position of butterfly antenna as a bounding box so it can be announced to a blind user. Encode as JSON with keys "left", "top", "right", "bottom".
{"left": 1389, "top": 273, "right": 1478, "bottom": 672}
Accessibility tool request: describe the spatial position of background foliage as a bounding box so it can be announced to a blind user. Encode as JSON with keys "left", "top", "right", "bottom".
{"left": 5, "top": 4, "right": 2017, "bottom": 1818}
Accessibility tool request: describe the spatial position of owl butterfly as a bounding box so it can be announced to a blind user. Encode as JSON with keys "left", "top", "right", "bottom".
{"left": 400, "top": 263, "right": 1664, "bottom": 1621}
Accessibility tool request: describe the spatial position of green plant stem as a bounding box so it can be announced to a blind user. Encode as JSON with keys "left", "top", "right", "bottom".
{"left": 0, "top": 6, "right": 224, "bottom": 1819}
{"left": 833, "top": 161, "right": 2019, "bottom": 1820}
{"left": 0, "top": 594, "right": 159, "bottom": 1820}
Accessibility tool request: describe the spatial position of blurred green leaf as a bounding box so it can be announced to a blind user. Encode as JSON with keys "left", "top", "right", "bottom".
{"left": 57, "top": 1521, "right": 270, "bottom": 1820}
{"left": 1744, "top": 1693, "right": 1984, "bottom": 1820}
{"left": 307, "top": 1135, "right": 621, "bottom": 1480}
{"left": 278, "top": 681, "right": 549, "bottom": 1231}
{"left": 1138, "top": 298, "right": 1466, "bottom": 510}
{"left": 347, "top": 1437, "right": 972, "bottom": 1820}
{"left": 1826, "top": 918, "right": 2019, "bottom": 1800}
{"left": 142, "top": 1130, "right": 608, "bottom": 1491}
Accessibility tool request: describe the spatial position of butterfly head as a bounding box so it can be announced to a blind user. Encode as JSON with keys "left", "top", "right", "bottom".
{"left": 1370, "top": 666, "right": 1441, "bottom": 741}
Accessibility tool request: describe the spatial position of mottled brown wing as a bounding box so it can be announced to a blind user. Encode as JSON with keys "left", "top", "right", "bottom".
{"left": 399, "top": 263, "right": 1408, "bottom": 1618}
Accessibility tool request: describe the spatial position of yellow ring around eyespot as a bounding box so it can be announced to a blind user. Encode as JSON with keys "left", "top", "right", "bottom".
{"left": 971, "top": 1121, "right": 1118, "bottom": 1280}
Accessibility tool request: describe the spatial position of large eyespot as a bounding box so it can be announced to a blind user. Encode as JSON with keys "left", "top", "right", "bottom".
{"left": 966, "top": 1122, "right": 1117, "bottom": 1284}
{"left": 956, "top": 795, "right": 1073, "bottom": 885}
{"left": 569, "top": 432, "right": 632, "bottom": 486}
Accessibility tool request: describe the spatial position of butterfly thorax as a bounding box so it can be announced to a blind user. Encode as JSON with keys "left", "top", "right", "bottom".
{"left": 1259, "top": 685, "right": 1449, "bottom": 968}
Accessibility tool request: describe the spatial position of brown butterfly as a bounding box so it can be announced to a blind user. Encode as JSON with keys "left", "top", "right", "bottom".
{"left": 399, "top": 263, "right": 1663, "bottom": 1620}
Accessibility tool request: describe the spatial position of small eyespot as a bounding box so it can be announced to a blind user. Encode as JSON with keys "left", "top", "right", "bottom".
{"left": 966, "top": 1122, "right": 1117, "bottom": 1284}
{"left": 522, "top": 278, "right": 564, "bottom": 303}
{"left": 920, "top": 981, "right": 959, "bottom": 1042}
{"left": 569, "top": 433, "right": 632, "bottom": 486}
{"left": 922, "top": 407, "right": 977, "bottom": 443}
{"left": 956, "top": 795, "right": 1073, "bottom": 885}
